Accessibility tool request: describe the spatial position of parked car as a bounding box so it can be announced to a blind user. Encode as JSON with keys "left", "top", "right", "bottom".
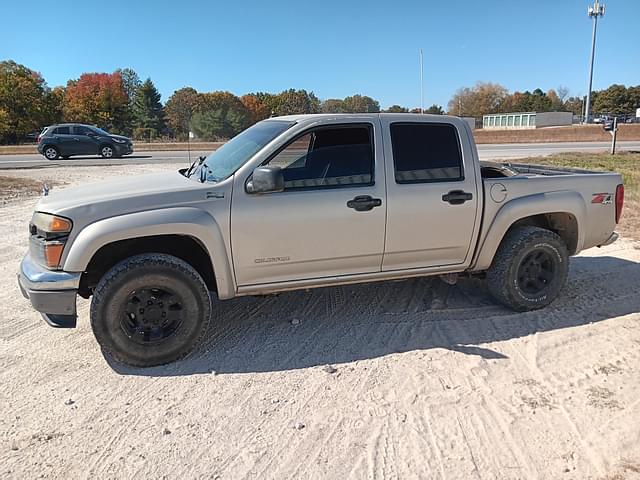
{"left": 37, "top": 124, "right": 133, "bottom": 160}
{"left": 18, "top": 114, "right": 624, "bottom": 367}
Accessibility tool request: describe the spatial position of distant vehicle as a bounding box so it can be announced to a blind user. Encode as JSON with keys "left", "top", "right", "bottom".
{"left": 24, "top": 130, "right": 41, "bottom": 142}
{"left": 18, "top": 114, "right": 624, "bottom": 367}
{"left": 37, "top": 124, "right": 133, "bottom": 160}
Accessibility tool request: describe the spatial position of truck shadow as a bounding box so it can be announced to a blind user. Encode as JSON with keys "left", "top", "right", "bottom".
{"left": 108, "top": 254, "right": 640, "bottom": 377}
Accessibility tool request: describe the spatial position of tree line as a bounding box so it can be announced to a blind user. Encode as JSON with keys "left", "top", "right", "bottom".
{"left": 448, "top": 81, "right": 640, "bottom": 119}
{"left": 1, "top": 59, "right": 638, "bottom": 144}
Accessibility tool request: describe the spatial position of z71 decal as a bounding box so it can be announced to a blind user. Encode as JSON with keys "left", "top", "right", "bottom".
{"left": 591, "top": 193, "right": 613, "bottom": 205}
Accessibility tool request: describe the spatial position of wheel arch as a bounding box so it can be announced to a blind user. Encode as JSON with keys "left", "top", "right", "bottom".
{"left": 63, "top": 207, "right": 236, "bottom": 299}
{"left": 472, "top": 191, "right": 586, "bottom": 271}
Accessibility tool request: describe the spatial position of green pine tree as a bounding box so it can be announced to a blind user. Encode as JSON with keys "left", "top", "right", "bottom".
{"left": 132, "top": 78, "right": 165, "bottom": 136}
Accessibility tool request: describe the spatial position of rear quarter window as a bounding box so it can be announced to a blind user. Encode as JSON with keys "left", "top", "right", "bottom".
{"left": 390, "top": 123, "right": 463, "bottom": 183}
{"left": 53, "top": 126, "right": 71, "bottom": 135}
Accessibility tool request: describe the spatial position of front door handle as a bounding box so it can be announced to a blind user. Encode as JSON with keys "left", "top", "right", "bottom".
{"left": 347, "top": 195, "right": 382, "bottom": 212}
{"left": 442, "top": 190, "right": 473, "bottom": 205}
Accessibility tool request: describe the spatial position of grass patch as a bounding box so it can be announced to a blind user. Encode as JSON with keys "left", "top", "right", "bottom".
{"left": 514, "top": 152, "right": 640, "bottom": 239}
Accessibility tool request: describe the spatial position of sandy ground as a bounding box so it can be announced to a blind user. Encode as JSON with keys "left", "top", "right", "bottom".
{"left": 1, "top": 165, "right": 640, "bottom": 480}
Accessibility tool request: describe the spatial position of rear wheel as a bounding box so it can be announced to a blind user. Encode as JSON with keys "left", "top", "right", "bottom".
{"left": 90, "top": 254, "right": 211, "bottom": 367}
{"left": 43, "top": 146, "right": 59, "bottom": 160}
{"left": 486, "top": 226, "right": 569, "bottom": 311}
{"left": 100, "top": 145, "right": 115, "bottom": 158}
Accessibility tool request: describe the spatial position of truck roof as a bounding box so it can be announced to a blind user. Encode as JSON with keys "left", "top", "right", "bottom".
{"left": 269, "top": 113, "right": 459, "bottom": 122}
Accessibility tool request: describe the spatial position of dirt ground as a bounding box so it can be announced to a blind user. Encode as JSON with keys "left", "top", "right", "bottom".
{"left": 1, "top": 165, "right": 640, "bottom": 479}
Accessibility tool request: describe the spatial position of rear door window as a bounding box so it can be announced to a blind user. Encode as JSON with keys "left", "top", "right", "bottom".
{"left": 390, "top": 123, "right": 463, "bottom": 183}
{"left": 54, "top": 126, "right": 71, "bottom": 135}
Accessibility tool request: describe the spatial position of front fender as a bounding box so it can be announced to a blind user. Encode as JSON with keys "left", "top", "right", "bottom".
{"left": 472, "top": 190, "right": 587, "bottom": 271}
{"left": 62, "top": 207, "right": 235, "bottom": 299}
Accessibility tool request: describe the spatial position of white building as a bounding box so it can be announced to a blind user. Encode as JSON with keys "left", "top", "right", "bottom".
{"left": 482, "top": 112, "right": 573, "bottom": 130}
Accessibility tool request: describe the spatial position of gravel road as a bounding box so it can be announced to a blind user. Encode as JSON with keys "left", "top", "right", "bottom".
{"left": 1, "top": 164, "right": 640, "bottom": 479}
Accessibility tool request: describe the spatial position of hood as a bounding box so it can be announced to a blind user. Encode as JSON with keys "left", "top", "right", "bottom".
{"left": 36, "top": 171, "right": 211, "bottom": 221}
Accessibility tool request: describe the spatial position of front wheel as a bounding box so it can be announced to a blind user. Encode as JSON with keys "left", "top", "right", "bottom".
{"left": 486, "top": 226, "right": 569, "bottom": 311}
{"left": 90, "top": 254, "right": 211, "bottom": 367}
{"left": 100, "top": 145, "right": 115, "bottom": 158}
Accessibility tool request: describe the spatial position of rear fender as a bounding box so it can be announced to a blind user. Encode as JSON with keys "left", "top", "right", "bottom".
{"left": 472, "top": 191, "right": 586, "bottom": 271}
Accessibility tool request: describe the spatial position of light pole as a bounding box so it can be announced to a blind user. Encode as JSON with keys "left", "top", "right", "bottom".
{"left": 584, "top": 0, "right": 605, "bottom": 124}
{"left": 419, "top": 49, "right": 424, "bottom": 114}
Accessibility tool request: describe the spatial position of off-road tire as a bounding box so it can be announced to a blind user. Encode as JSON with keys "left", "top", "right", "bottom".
{"left": 90, "top": 253, "right": 211, "bottom": 367}
{"left": 486, "top": 226, "right": 569, "bottom": 312}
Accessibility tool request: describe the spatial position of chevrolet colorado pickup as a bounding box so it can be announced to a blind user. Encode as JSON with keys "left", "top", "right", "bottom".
{"left": 18, "top": 114, "right": 624, "bottom": 367}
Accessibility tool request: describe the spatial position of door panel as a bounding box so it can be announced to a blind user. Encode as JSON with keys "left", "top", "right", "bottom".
{"left": 51, "top": 126, "right": 75, "bottom": 155}
{"left": 381, "top": 119, "right": 479, "bottom": 271}
{"left": 231, "top": 122, "right": 386, "bottom": 286}
{"left": 73, "top": 126, "right": 99, "bottom": 155}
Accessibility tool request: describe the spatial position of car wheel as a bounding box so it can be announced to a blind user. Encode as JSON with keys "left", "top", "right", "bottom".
{"left": 100, "top": 145, "right": 115, "bottom": 158}
{"left": 43, "top": 146, "right": 59, "bottom": 160}
{"left": 486, "top": 226, "right": 569, "bottom": 312}
{"left": 90, "top": 254, "right": 212, "bottom": 367}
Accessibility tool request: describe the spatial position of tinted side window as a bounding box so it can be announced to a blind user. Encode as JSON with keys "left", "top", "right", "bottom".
{"left": 54, "top": 126, "right": 71, "bottom": 135}
{"left": 390, "top": 123, "right": 463, "bottom": 183}
{"left": 74, "top": 126, "right": 93, "bottom": 135}
{"left": 268, "top": 125, "right": 374, "bottom": 190}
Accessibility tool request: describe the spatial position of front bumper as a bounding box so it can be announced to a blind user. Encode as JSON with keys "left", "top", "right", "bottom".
{"left": 114, "top": 143, "right": 134, "bottom": 156}
{"left": 17, "top": 254, "right": 81, "bottom": 328}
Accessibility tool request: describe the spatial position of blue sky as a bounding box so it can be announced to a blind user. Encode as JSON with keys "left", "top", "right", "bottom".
{"left": 1, "top": 0, "right": 638, "bottom": 110}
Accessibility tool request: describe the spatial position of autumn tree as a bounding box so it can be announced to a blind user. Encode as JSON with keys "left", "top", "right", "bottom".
{"left": 165, "top": 87, "right": 202, "bottom": 139}
{"left": 342, "top": 94, "right": 380, "bottom": 113}
{"left": 269, "top": 89, "right": 321, "bottom": 116}
{"left": 132, "top": 78, "right": 165, "bottom": 139}
{"left": 321, "top": 98, "right": 346, "bottom": 113}
{"left": 563, "top": 96, "right": 584, "bottom": 115}
{"left": 425, "top": 104, "right": 444, "bottom": 114}
{"left": 240, "top": 94, "right": 270, "bottom": 123}
{"left": 385, "top": 105, "right": 408, "bottom": 113}
{"left": 0, "top": 60, "right": 62, "bottom": 143}
{"left": 190, "top": 91, "right": 251, "bottom": 140}
{"left": 592, "top": 84, "right": 639, "bottom": 115}
{"left": 447, "top": 82, "right": 508, "bottom": 117}
{"left": 63, "top": 72, "right": 128, "bottom": 133}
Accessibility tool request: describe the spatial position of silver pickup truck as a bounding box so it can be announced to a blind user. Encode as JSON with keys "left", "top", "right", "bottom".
{"left": 18, "top": 114, "right": 624, "bottom": 367}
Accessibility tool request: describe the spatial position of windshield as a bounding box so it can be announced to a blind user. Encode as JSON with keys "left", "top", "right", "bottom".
{"left": 191, "top": 120, "right": 294, "bottom": 182}
{"left": 92, "top": 126, "right": 111, "bottom": 136}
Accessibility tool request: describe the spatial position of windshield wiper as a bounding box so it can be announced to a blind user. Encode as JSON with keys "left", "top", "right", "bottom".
{"left": 186, "top": 155, "right": 206, "bottom": 178}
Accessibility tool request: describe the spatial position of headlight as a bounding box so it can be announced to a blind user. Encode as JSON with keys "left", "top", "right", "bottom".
{"left": 112, "top": 137, "right": 127, "bottom": 144}
{"left": 30, "top": 212, "right": 72, "bottom": 269}
{"left": 31, "top": 212, "right": 72, "bottom": 234}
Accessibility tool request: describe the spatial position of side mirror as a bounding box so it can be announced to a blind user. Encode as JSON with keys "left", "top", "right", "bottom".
{"left": 246, "top": 166, "right": 284, "bottom": 194}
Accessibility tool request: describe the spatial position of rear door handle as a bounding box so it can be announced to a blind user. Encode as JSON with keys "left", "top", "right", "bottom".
{"left": 442, "top": 190, "right": 473, "bottom": 205}
{"left": 347, "top": 195, "right": 382, "bottom": 212}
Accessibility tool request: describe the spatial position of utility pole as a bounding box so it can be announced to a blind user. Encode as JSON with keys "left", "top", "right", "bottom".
{"left": 420, "top": 49, "right": 424, "bottom": 114}
{"left": 584, "top": 0, "right": 605, "bottom": 124}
